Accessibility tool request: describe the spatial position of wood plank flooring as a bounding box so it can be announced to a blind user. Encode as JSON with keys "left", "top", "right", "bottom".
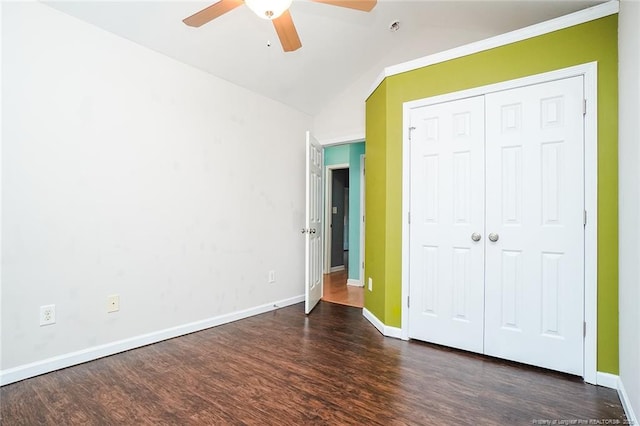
{"left": 321, "top": 270, "right": 364, "bottom": 308}
{"left": 0, "top": 302, "right": 627, "bottom": 425}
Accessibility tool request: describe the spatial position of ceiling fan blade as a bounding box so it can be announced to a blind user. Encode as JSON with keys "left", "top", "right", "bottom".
{"left": 311, "top": 0, "right": 377, "bottom": 12}
{"left": 183, "top": 0, "right": 244, "bottom": 27}
{"left": 272, "top": 10, "right": 302, "bottom": 52}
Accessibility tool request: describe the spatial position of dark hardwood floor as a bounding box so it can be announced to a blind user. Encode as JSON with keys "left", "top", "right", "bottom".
{"left": 0, "top": 302, "right": 627, "bottom": 425}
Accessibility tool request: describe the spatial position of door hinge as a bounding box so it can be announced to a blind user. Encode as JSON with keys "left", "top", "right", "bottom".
{"left": 408, "top": 212, "right": 411, "bottom": 224}
{"left": 408, "top": 126, "right": 416, "bottom": 141}
{"left": 584, "top": 210, "right": 587, "bottom": 227}
{"left": 584, "top": 321, "right": 587, "bottom": 337}
{"left": 407, "top": 296, "right": 410, "bottom": 308}
{"left": 583, "top": 99, "right": 587, "bottom": 115}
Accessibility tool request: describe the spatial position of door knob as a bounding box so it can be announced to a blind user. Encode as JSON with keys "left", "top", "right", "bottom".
{"left": 471, "top": 233, "right": 481, "bottom": 242}
{"left": 488, "top": 233, "right": 499, "bottom": 242}
{"left": 310, "top": 228, "right": 316, "bottom": 234}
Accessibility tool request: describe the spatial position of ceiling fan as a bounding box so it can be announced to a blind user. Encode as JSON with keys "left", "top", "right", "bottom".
{"left": 183, "top": 0, "right": 377, "bottom": 52}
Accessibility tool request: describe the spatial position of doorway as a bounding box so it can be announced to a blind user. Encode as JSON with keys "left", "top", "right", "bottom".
{"left": 330, "top": 167, "right": 349, "bottom": 273}
{"left": 324, "top": 165, "right": 363, "bottom": 307}
{"left": 322, "top": 142, "right": 366, "bottom": 308}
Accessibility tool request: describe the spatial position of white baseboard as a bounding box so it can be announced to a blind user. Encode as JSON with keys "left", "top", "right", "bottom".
{"left": 362, "top": 307, "right": 384, "bottom": 334}
{"left": 596, "top": 371, "right": 619, "bottom": 389}
{"left": 362, "top": 308, "right": 402, "bottom": 339}
{"left": 347, "top": 279, "right": 363, "bottom": 287}
{"left": 329, "top": 265, "right": 345, "bottom": 273}
{"left": 596, "top": 372, "right": 638, "bottom": 425}
{"left": 0, "top": 294, "right": 304, "bottom": 387}
{"left": 618, "top": 377, "right": 639, "bottom": 425}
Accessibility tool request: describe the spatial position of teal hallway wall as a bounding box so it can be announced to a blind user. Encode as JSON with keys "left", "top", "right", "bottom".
{"left": 324, "top": 142, "right": 366, "bottom": 282}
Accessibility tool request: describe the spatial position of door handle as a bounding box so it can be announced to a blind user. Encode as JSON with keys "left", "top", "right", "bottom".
{"left": 471, "top": 233, "right": 481, "bottom": 242}
{"left": 488, "top": 233, "right": 499, "bottom": 242}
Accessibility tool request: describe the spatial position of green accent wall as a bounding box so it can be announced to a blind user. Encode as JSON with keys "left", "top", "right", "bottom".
{"left": 324, "top": 142, "right": 366, "bottom": 281}
{"left": 364, "top": 15, "right": 619, "bottom": 373}
{"left": 365, "top": 80, "right": 388, "bottom": 314}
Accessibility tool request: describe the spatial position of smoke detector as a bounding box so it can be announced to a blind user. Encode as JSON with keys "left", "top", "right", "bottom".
{"left": 389, "top": 20, "right": 400, "bottom": 32}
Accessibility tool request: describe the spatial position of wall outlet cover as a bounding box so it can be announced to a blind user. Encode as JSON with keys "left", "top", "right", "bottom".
{"left": 107, "top": 294, "right": 120, "bottom": 313}
{"left": 40, "top": 304, "right": 56, "bottom": 326}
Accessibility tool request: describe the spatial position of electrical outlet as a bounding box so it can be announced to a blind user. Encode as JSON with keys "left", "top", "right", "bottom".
{"left": 40, "top": 304, "right": 56, "bottom": 326}
{"left": 368, "top": 277, "right": 373, "bottom": 291}
{"left": 107, "top": 294, "right": 120, "bottom": 313}
{"left": 268, "top": 270, "right": 276, "bottom": 283}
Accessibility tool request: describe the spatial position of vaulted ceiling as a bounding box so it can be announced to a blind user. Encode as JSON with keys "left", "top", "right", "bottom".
{"left": 44, "top": 0, "right": 605, "bottom": 115}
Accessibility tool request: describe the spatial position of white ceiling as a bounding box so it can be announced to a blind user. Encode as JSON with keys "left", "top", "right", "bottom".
{"left": 44, "top": 0, "right": 605, "bottom": 115}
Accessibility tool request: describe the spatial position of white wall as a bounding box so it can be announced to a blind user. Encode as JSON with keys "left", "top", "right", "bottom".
{"left": 618, "top": 0, "right": 640, "bottom": 422}
{"left": 312, "top": 27, "right": 497, "bottom": 144}
{"left": 312, "top": 68, "right": 373, "bottom": 144}
{"left": 1, "top": 2, "right": 311, "bottom": 377}
{"left": 0, "top": 0, "right": 4, "bottom": 375}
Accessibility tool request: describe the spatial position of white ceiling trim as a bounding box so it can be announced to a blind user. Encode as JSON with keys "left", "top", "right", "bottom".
{"left": 366, "top": 0, "right": 619, "bottom": 100}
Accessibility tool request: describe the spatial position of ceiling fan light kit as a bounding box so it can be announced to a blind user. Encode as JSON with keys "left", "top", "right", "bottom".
{"left": 183, "top": 0, "right": 377, "bottom": 53}
{"left": 245, "top": 0, "right": 293, "bottom": 20}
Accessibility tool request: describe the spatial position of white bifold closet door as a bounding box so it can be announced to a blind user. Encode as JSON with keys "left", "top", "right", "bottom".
{"left": 408, "top": 76, "right": 585, "bottom": 375}
{"left": 483, "top": 77, "right": 585, "bottom": 375}
{"left": 408, "top": 96, "right": 486, "bottom": 354}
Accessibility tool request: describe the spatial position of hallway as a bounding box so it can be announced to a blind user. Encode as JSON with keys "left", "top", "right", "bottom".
{"left": 321, "top": 268, "right": 364, "bottom": 308}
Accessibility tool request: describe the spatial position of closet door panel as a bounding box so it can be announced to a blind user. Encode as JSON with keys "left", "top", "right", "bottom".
{"left": 484, "top": 76, "right": 585, "bottom": 375}
{"left": 408, "top": 96, "right": 485, "bottom": 353}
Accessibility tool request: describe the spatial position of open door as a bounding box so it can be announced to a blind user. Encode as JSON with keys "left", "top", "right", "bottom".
{"left": 305, "top": 131, "right": 323, "bottom": 314}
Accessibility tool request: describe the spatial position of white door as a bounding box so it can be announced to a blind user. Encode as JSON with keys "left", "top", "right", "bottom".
{"left": 483, "top": 77, "right": 585, "bottom": 375}
{"left": 305, "top": 131, "right": 323, "bottom": 314}
{"left": 408, "top": 96, "right": 486, "bottom": 353}
{"left": 408, "top": 76, "right": 585, "bottom": 375}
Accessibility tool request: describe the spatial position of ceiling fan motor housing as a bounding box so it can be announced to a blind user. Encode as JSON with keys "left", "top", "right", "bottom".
{"left": 245, "top": 0, "right": 293, "bottom": 20}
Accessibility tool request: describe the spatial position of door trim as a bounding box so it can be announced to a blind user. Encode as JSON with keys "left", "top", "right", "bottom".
{"left": 359, "top": 154, "right": 366, "bottom": 287}
{"left": 324, "top": 163, "right": 349, "bottom": 274}
{"left": 400, "top": 62, "right": 598, "bottom": 384}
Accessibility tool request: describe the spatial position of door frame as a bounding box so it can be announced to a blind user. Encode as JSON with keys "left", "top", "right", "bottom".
{"left": 400, "top": 62, "right": 598, "bottom": 384}
{"left": 324, "top": 163, "right": 349, "bottom": 274}
{"left": 359, "top": 154, "right": 366, "bottom": 287}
